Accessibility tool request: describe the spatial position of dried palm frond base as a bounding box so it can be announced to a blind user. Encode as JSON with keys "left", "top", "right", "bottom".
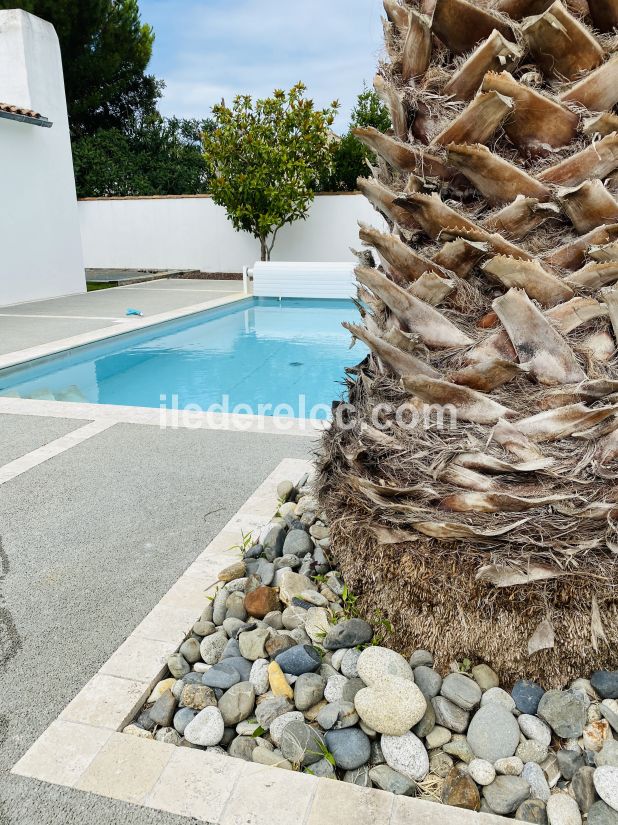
{"left": 317, "top": 375, "right": 618, "bottom": 689}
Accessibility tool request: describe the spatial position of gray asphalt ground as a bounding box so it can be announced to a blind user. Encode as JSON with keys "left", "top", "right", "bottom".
{"left": 0, "top": 416, "right": 314, "bottom": 825}
{"left": 0, "top": 280, "right": 243, "bottom": 356}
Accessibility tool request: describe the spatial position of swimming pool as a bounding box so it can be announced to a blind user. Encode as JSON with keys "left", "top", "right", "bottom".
{"left": 0, "top": 298, "right": 365, "bottom": 419}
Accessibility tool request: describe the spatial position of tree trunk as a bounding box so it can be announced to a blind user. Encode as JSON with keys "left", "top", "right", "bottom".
{"left": 259, "top": 237, "right": 270, "bottom": 261}
{"left": 319, "top": 0, "right": 618, "bottom": 686}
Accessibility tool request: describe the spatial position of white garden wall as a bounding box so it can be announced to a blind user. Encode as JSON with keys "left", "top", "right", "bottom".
{"left": 0, "top": 10, "right": 84, "bottom": 307}
{"left": 78, "top": 193, "right": 385, "bottom": 273}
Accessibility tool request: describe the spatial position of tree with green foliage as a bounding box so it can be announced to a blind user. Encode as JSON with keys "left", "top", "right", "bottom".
{"left": 322, "top": 87, "right": 391, "bottom": 192}
{"left": 0, "top": 0, "right": 158, "bottom": 136}
{"left": 203, "top": 83, "right": 339, "bottom": 261}
{"left": 73, "top": 116, "right": 213, "bottom": 197}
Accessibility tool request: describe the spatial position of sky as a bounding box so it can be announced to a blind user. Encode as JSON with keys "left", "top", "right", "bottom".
{"left": 139, "top": 0, "right": 385, "bottom": 132}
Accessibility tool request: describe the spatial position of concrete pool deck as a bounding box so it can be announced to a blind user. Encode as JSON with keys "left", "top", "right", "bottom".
{"left": 0, "top": 414, "right": 314, "bottom": 825}
{"left": 0, "top": 279, "right": 245, "bottom": 358}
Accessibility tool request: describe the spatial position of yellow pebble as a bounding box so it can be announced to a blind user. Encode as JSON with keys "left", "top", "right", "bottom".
{"left": 268, "top": 661, "right": 294, "bottom": 700}
{"left": 147, "top": 677, "right": 176, "bottom": 704}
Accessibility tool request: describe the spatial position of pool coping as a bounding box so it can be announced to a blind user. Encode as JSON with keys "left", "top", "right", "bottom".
{"left": 11, "top": 457, "right": 510, "bottom": 825}
{"left": 0, "top": 290, "right": 249, "bottom": 372}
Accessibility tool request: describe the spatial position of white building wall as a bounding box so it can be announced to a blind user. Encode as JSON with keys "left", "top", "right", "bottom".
{"left": 78, "top": 193, "right": 384, "bottom": 272}
{"left": 0, "top": 10, "right": 85, "bottom": 307}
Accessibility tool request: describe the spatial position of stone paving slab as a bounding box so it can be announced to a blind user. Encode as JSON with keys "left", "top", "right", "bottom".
{"left": 10, "top": 456, "right": 512, "bottom": 825}
{"left": 0, "top": 414, "right": 84, "bottom": 464}
{"left": 0, "top": 426, "right": 311, "bottom": 825}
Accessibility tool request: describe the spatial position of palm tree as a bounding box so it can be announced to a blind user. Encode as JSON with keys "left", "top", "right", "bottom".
{"left": 319, "top": 0, "right": 618, "bottom": 686}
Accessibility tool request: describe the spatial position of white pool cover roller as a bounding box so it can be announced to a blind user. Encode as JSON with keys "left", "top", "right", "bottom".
{"left": 251, "top": 261, "right": 357, "bottom": 299}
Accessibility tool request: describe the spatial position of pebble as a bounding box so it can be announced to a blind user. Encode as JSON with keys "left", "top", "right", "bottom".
{"left": 304, "top": 607, "right": 330, "bottom": 644}
{"left": 342, "top": 677, "right": 364, "bottom": 704}
{"left": 263, "top": 610, "right": 283, "bottom": 630}
{"left": 325, "top": 727, "right": 371, "bottom": 770}
{"left": 148, "top": 678, "right": 176, "bottom": 704}
{"left": 173, "top": 708, "right": 196, "bottom": 735}
{"left": 238, "top": 628, "right": 271, "bottom": 661}
{"left": 324, "top": 674, "right": 349, "bottom": 703}
{"left": 355, "top": 677, "right": 427, "bottom": 736}
{"left": 262, "top": 525, "right": 285, "bottom": 560}
{"left": 572, "top": 766, "right": 597, "bottom": 813}
{"left": 167, "top": 653, "right": 190, "bottom": 679}
{"left": 283, "top": 529, "right": 313, "bottom": 557}
{"left": 382, "top": 731, "right": 429, "bottom": 781}
{"left": 522, "top": 762, "right": 550, "bottom": 802}
{"left": 344, "top": 766, "right": 372, "bottom": 787}
{"left": 180, "top": 684, "right": 216, "bottom": 711}
{"left": 517, "top": 741, "right": 549, "bottom": 765}
{"left": 443, "top": 737, "right": 475, "bottom": 764}
{"left": 367, "top": 764, "right": 414, "bottom": 795}
{"left": 200, "top": 632, "right": 228, "bottom": 665}
{"left": 426, "top": 726, "right": 452, "bottom": 750}
{"left": 412, "top": 701, "right": 436, "bottom": 738}
{"left": 595, "top": 766, "right": 618, "bottom": 813}
{"left": 515, "top": 799, "right": 548, "bottom": 824}
{"left": 341, "top": 649, "right": 361, "bottom": 679}
{"left": 265, "top": 634, "right": 295, "bottom": 659}
{"left": 519, "top": 715, "right": 552, "bottom": 747}
{"left": 495, "top": 757, "right": 525, "bottom": 776}
{"left": 467, "top": 703, "right": 520, "bottom": 763}
{"left": 589, "top": 801, "right": 618, "bottom": 825}
{"left": 184, "top": 707, "right": 225, "bottom": 747}
{"left": 309, "top": 757, "right": 336, "bottom": 779}
{"left": 557, "top": 749, "right": 585, "bottom": 779}
{"left": 249, "top": 659, "right": 270, "bottom": 695}
{"left": 414, "top": 666, "right": 442, "bottom": 699}
{"left": 253, "top": 746, "right": 293, "bottom": 770}
{"left": 585, "top": 720, "right": 612, "bottom": 753}
{"left": 150, "top": 690, "right": 177, "bottom": 726}
{"left": 410, "top": 650, "right": 433, "bottom": 668}
{"left": 275, "top": 644, "right": 321, "bottom": 676}
{"left": 442, "top": 766, "right": 481, "bottom": 811}
{"left": 269, "top": 711, "right": 304, "bottom": 745}
{"left": 483, "top": 776, "right": 531, "bottom": 815}
{"left": 357, "top": 646, "right": 413, "bottom": 684}
{"left": 223, "top": 657, "right": 252, "bottom": 681}
{"left": 468, "top": 759, "right": 496, "bottom": 786}
{"left": 278, "top": 571, "right": 316, "bottom": 606}
{"left": 432, "top": 696, "right": 469, "bottom": 733}
{"left": 597, "top": 740, "right": 618, "bottom": 769}
{"left": 472, "top": 665, "right": 499, "bottom": 691}
{"left": 430, "top": 751, "right": 455, "bottom": 778}
{"left": 124, "top": 724, "right": 153, "bottom": 739}
{"left": 546, "top": 793, "right": 582, "bottom": 825}
{"left": 244, "top": 586, "right": 280, "bottom": 619}
{"left": 254, "top": 696, "right": 292, "bottom": 729}
{"left": 155, "top": 727, "right": 181, "bottom": 745}
{"left": 592, "top": 673, "right": 618, "bottom": 701}
{"left": 279, "top": 721, "right": 324, "bottom": 766}
{"left": 481, "top": 687, "right": 516, "bottom": 711}
{"left": 276, "top": 479, "right": 295, "bottom": 501}
{"left": 212, "top": 588, "right": 229, "bottom": 625}
{"left": 193, "top": 619, "right": 216, "bottom": 637}
{"left": 202, "top": 661, "right": 241, "bottom": 690}
{"left": 511, "top": 679, "right": 545, "bottom": 714}
{"left": 323, "top": 618, "right": 373, "bottom": 650}
{"left": 441, "top": 673, "right": 482, "bottom": 711}
{"left": 228, "top": 735, "right": 259, "bottom": 761}
{"left": 268, "top": 661, "right": 294, "bottom": 700}
{"left": 294, "top": 673, "right": 325, "bottom": 711}
{"left": 537, "top": 690, "right": 587, "bottom": 738}
{"left": 217, "top": 682, "right": 255, "bottom": 726}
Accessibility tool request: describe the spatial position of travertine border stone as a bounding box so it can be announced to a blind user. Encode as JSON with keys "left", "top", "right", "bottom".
{"left": 11, "top": 458, "right": 511, "bottom": 825}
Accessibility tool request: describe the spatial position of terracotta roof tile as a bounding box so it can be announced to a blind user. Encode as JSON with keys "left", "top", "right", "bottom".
{"left": 0, "top": 102, "right": 51, "bottom": 126}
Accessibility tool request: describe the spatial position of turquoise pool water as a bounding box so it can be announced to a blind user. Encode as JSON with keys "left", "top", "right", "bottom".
{"left": 0, "top": 298, "right": 365, "bottom": 419}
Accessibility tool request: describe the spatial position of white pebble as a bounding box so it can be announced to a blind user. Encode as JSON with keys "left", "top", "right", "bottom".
{"left": 594, "top": 765, "right": 618, "bottom": 813}
{"left": 546, "top": 793, "right": 582, "bottom": 825}
{"left": 518, "top": 714, "right": 552, "bottom": 747}
{"left": 468, "top": 758, "right": 495, "bottom": 786}
{"left": 480, "top": 687, "right": 516, "bottom": 712}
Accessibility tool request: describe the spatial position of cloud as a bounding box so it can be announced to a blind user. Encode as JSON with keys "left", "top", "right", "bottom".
{"left": 140, "top": 0, "right": 385, "bottom": 130}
